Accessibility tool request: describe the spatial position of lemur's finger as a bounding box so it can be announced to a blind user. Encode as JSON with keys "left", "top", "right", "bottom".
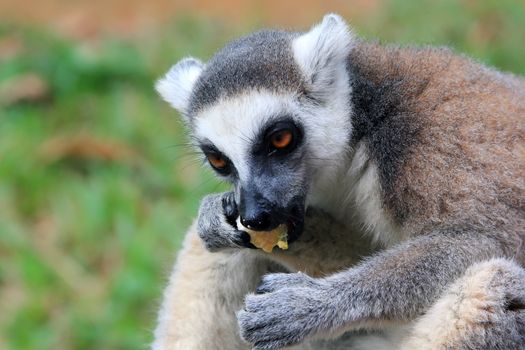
{"left": 222, "top": 191, "right": 239, "bottom": 227}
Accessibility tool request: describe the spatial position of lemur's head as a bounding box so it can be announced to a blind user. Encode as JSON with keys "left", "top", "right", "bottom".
{"left": 157, "top": 14, "right": 353, "bottom": 240}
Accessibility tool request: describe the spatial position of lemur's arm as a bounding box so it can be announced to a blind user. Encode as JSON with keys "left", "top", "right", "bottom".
{"left": 152, "top": 222, "right": 274, "bottom": 350}
{"left": 237, "top": 230, "right": 507, "bottom": 350}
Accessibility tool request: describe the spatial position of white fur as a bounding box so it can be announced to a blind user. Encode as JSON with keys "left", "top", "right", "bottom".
{"left": 193, "top": 76, "right": 350, "bottom": 175}
{"left": 309, "top": 143, "right": 403, "bottom": 247}
{"left": 347, "top": 144, "right": 404, "bottom": 245}
{"left": 152, "top": 223, "right": 262, "bottom": 350}
{"left": 292, "top": 14, "right": 354, "bottom": 100}
{"left": 194, "top": 90, "right": 300, "bottom": 181}
{"left": 153, "top": 213, "right": 406, "bottom": 350}
{"left": 299, "top": 69, "right": 353, "bottom": 188}
{"left": 348, "top": 326, "right": 410, "bottom": 350}
{"left": 155, "top": 57, "right": 204, "bottom": 119}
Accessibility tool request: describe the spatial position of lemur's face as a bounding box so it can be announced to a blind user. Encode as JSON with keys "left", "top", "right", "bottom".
{"left": 157, "top": 14, "right": 353, "bottom": 239}
{"left": 195, "top": 91, "right": 309, "bottom": 238}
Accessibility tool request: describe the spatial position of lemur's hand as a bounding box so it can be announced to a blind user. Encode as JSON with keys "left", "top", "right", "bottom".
{"left": 238, "top": 272, "right": 335, "bottom": 350}
{"left": 197, "top": 192, "right": 254, "bottom": 252}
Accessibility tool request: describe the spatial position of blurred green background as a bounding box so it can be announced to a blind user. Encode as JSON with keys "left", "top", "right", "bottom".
{"left": 0, "top": 0, "right": 524, "bottom": 349}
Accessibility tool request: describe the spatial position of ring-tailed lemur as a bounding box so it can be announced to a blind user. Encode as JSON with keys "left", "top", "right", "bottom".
{"left": 153, "top": 14, "right": 525, "bottom": 350}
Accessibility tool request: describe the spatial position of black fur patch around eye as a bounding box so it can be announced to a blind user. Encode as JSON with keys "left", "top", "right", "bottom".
{"left": 250, "top": 118, "right": 303, "bottom": 159}
{"left": 200, "top": 143, "right": 236, "bottom": 177}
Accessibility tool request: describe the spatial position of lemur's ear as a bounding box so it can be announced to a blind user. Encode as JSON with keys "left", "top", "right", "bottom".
{"left": 155, "top": 57, "right": 204, "bottom": 119}
{"left": 292, "top": 14, "right": 354, "bottom": 98}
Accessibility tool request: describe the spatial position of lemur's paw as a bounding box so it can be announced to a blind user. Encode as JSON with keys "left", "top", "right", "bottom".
{"left": 238, "top": 273, "right": 330, "bottom": 350}
{"left": 197, "top": 192, "right": 254, "bottom": 251}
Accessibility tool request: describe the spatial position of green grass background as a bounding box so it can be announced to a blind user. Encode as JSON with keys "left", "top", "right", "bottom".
{"left": 1, "top": 0, "right": 524, "bottom": 349}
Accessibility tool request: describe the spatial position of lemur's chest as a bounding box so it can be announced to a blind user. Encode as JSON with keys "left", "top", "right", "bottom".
{"left": 309, "top": 142, "right": 405, "bottom": 246}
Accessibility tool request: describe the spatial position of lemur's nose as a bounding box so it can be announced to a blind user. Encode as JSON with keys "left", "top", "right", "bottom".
{"left": 239, "top": 188, "right": 281, "bottom": 231}
{"left": 240, "top": 211, "right": 274, "bottom": 231}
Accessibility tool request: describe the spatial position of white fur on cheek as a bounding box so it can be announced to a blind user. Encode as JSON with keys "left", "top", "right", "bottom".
{"left": 155, "top": 57, "right": 204, "bottom": 118}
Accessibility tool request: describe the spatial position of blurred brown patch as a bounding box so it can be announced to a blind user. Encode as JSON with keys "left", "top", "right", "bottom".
{"left": 32, "top": 213, "right": 110, "bottom": 304}
{"left": 469, "top": 12, "right": 504, "bottom": 49}
{"left": 0, "top": 35, "right": 24, "bottom": 61}
{"left": 40, "top": 134, "right": 139, "bottom": 165}
{"left": 186, "top": 0, "right": 380, "bottom": 28}
{"left": 0, "top": 0, "right": 380, "bottom": 40}
{"left": 0, "top": 73, "right": 51, "bottom": 107}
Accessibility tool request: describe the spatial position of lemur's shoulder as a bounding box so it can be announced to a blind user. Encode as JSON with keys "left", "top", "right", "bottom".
{"left": 348, "top": 41, "right": 525, "bottom": 247}
{"left": 349, "top": 40, "right": 525, "bottom": 103}
{"left": 349, "top": 41, "right": 454, "bottom": 86}
{"left": 349, "top": 40, "right": 525, "bottom": 116}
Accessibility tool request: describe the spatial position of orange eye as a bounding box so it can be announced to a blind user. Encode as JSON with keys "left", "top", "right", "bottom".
{"left": 207, "top": 153, "right": 227, "bottom": 169}
{"left": 270, "top": 130, "right": 293, "bottom": 149}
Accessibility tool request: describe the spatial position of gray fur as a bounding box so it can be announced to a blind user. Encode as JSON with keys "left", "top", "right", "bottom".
{"left": 347, "top": 52, "right": 424, "bottom": 223}
{"left": 238, "top": 229, "right": 508, "bottom": 349}
{"left": 188, "top": 30, "right": 303, "bottom": 116}
{"left": 197, "top": 192, "right": 253, "bottom": 251}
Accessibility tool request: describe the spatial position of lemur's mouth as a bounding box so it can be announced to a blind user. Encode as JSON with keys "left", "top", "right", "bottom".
{"left": 236, "top": 194, "right": 306, "bottom": 248}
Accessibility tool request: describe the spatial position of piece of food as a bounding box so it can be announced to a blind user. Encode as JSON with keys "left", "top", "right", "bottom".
{"left": 237, "top": 218, "right": 288, "bottom": 253}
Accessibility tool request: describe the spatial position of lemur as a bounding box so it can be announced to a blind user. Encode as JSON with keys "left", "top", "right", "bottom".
{"left": 153, "top": 14, "right": 525, "bottom": 350}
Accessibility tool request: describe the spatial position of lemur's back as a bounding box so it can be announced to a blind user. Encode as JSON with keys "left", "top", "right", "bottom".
{"left": 349, "top": 42, "right": 525, "bottom": 260}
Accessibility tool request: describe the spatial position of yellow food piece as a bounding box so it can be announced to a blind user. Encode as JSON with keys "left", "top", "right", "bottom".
{"left": 237, "top": 218, "right": 288, "bottom": 253}
{"left": 248, "top": 227, "right": 288, "bottom": 253}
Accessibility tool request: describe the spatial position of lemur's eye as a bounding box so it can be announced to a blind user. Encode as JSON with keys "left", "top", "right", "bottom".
{"left": 264, "top": 121, "right": 302, "bottom": 155}
{"left": 200, "top": 144, "right": 233, "bottom": 176}
{"left": 207, "top": 153, "right": 227, "bottom": 170}
{"left": 270, "top": 130, "right": 293, "bottom": 149}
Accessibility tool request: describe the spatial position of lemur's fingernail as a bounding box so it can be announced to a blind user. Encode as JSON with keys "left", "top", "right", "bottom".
{"left": 240, "top": 231, "right": 257, "bottom": 249}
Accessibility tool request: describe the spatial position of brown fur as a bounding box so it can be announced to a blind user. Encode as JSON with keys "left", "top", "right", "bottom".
{"left": 351, "top": 43, "right": 525, "bottom": 261}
